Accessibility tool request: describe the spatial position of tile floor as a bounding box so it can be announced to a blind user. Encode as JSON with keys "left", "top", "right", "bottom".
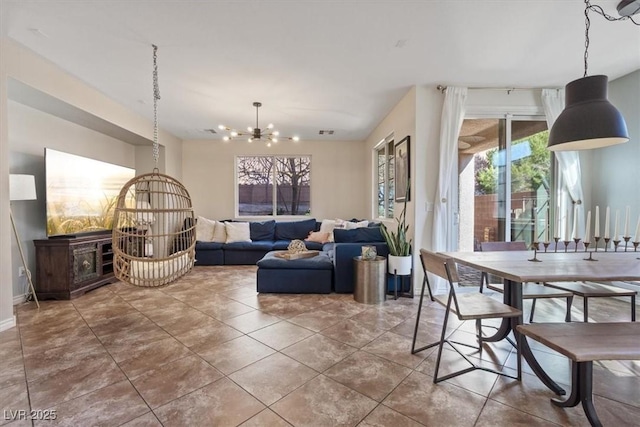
{"left": 1, "top": 266, "right": 639, "bottom": 426}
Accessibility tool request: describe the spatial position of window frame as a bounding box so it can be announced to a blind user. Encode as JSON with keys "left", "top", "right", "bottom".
{"left": 235, "top": 154, "right": 312, "bottom": 219}
{"left": 374, "top": 134, "right": 395, "bottom": 219}
{"left": 459, "top": 113, "right": 557, "bottom": 247}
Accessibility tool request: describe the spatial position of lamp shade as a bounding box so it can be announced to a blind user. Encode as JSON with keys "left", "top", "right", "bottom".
{"left": 548, "top": 75, "right": 629, "bottom": 151}
{"left": 9, "top": 174, "right": 37, "bottom": 201}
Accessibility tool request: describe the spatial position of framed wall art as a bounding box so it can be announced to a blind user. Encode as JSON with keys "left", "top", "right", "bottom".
{"left": 394, "top": 135, "right": 410, "bottom": 202}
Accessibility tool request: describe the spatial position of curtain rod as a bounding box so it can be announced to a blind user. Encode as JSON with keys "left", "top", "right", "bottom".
{"left": 436, "top": 85, "right": 560, "bottom": 94}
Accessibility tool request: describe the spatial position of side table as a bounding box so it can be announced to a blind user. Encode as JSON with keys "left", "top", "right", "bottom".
{"left": 353, "top": 256, "right": 387, "bottom": 304}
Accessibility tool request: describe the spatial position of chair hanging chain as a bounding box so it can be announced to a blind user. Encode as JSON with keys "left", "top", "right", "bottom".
{"left": 152, "top": 44, "right": 161, "bottom": 165}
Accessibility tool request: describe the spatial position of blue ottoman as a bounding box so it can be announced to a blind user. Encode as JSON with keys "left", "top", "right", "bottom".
{"left": 257, "top": 251, "right": 333, "bottom": 293}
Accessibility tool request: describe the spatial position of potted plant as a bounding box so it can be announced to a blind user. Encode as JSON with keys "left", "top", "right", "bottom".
{"left": 381, "top": 183, "right": 412, "bottom": 275}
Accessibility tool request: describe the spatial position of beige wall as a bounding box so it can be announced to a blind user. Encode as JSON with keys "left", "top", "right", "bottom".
{"left": 8, "top": 101, "right": 137, "bottom": 301}
{"left": 182, "top": 139, "right": 367, "bottom": 221}
{"left": 0, "top": 38, "right": 184, "bottom": 327}
{"left": 363, "top": 86, "right": 443, "bottom": 288}
{"left": 1, "top": 40, "right": 13, "bottom": 330}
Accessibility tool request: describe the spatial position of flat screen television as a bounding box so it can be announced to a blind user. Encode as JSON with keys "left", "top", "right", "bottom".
{"left": 45, "top": 148, "right": 136, "bottom": 237}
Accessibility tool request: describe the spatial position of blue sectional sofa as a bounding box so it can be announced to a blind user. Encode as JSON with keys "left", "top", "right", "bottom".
{"left": 194, "top": 218, "right": 391, "bottom": 293}
{"left": 195, "top": 218, "right": 323, "bottom": 265}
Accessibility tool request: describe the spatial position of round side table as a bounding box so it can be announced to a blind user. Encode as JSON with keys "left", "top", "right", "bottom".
{"left": 353, "top": 256, "right": 387, "bottom": 304}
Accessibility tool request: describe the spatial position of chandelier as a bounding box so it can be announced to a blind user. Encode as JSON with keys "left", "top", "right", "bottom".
{"left": 218, "top": 102, "right": 300, "bottom": 147}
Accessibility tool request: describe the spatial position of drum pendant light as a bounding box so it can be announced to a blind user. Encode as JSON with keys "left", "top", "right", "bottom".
{"left": 548, "top": 75, "right": 628, "bottom": 151}
{"left": 548, "top": 0, "right": 634, "bottom": 151}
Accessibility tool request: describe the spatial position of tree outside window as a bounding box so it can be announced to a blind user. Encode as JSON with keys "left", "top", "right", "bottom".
{"left": 237, "top": 156, "right": 311, "bottom": 216}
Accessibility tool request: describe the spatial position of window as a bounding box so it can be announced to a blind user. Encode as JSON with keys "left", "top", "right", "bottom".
{"left": 376, "top": 136, "right": 395, "bottom": 218}
{"left": 237, "top": 156, "right": 311, "bottom": 216}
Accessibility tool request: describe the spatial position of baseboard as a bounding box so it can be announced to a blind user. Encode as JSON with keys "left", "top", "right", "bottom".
{"left": 13, "top": 293, "right": 27, "bottom": 305}
{"left": 0, "top": 315, "right": 17, "bottom": 332}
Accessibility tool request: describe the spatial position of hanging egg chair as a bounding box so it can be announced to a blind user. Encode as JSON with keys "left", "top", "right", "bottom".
{"left": 112, "top": 171, "right": 195, "bottom": 287}
{"left": 112, "top": 44, "right": 195, "bottom": 287}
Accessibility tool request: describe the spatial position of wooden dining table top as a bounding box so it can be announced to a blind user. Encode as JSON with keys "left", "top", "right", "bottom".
{"left": 440, "top": 250, "right": 640, "bottom": 284}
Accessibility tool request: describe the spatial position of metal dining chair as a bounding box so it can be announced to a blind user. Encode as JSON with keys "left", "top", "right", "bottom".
{"left": 479, "top": 241, "right": 574, "bottom": 323}
{"left": 412, "top": 249, "right": 522, "bottom": 383}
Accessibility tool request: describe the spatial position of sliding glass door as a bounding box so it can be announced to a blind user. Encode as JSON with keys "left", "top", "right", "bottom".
{"left": 458, "top": 116, "right": 552, "bottom": 251}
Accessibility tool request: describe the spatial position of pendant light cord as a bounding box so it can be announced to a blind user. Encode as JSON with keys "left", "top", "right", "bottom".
{"left": 587, "top": 1, "right": 640, "bottom": 24}
{"left": 152, "top": 44, "right": 161, "bottom": 166}
{"left": 584, "top": 1, "right": 591, "bottom": 78}
{"left": 583, "top": 0, "right": 639, "bottom": 78}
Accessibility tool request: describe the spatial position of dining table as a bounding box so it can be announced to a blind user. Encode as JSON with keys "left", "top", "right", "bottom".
{"left": 440, "top": 249, "right": 640, "bottom": 395}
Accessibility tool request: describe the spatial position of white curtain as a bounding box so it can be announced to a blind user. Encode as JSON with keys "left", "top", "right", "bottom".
{"left": 541, "top": 89, "right": 585, "bottom": 238}
{"left": 432, "top": 87, "right": 467, "bottom": 254}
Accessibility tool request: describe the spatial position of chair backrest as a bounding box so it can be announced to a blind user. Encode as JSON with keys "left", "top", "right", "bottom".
{"left": 419, "top": 249, "right": 459, "bottom": 283}
{"left": 480, "top": 241, "right": 527, "bottom": 252}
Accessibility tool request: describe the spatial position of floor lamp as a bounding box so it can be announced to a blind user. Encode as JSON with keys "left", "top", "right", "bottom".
{"left": 9, "top": 174, "right": 40, "bottom": 308}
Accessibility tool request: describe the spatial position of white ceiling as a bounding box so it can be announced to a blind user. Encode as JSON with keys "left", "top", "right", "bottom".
{"left": 3, "top": 0, "right": 640, "bottom": 142}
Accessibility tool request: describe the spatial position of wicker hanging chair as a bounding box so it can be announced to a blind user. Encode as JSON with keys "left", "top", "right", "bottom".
{"left": 112, "top": 45, "right": 195, "bottom": 287}
{"left": 112, "top": 170, "right": 195, "bottom": 287}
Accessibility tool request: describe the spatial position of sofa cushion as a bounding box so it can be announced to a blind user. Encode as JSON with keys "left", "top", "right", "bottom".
{"left": 250, "top": 220, "right": 276, "bottom": 241}
{"left": 257, "top": 251, "right": 333, "bottom": 270}
{"left": 275, "top": 218, "right": 317, "bottom": 240}
{"left": 223, "top": 241, "right": 274, "bottom": 251}
{"left": 272, "top": 240, "right": 293, "bottom": 250}
{"left": 333, "top": 227, "right": 384, "bottom": 243}
{"left": 196, "top": 241, "right": 224, "bottom": 250}
{"left": 303, "top": 241, "right": 324, "bottom": 251}
{"left": 225, "top": 222, "right": 251, "bottom": 243}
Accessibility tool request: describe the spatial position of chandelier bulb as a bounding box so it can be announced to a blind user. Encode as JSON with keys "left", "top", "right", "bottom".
{"left": 230, "top": 131, "right": 238, "bottom": 137}
{"left": 267, "top": 142, "right": 272, "bottom": 147}
{"left": 292, "top": 136, "right": 300, "bottom": 142}
{"left": 223, "top": 136, "right": 230, "bottom": 141}
{"left": 247, "top": 127, "right": 253, "bottom": 132}
{"left": 248, "top": 138, "right": 253, "bottom": 143}
{"left": 267, "top": 123, "right": 274, "bottom": 130}
{"left": 273, "top": 131, "right": 280, "bottom": 136}
{"left": 218, "top": 125, "right": 225, "bottom": 130}
{"left": 272, "top": 138, "right": 278, "bottom": 143}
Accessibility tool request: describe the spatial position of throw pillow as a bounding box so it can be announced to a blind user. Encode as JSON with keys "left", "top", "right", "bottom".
{"left": 212, "top": 220, "right": 227, "bottom": 243}
{"left": 225, "top": 222, "right": 251, "bottom": 243}
{"left": 305, "top": 231, "right": 331, "bottom": 244}
{"left": 344, "top": 220, "right": 369, "bottom": 230}
{"left": 195, "top": 216, "right": 216, "bottom": 242}
{"left": 319, "top": 219, "right": 336, "bottom": 242}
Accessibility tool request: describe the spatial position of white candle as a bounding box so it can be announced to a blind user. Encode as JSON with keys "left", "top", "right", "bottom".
{"left": 572, "top": 205, "right": 579, "bottom": 239}
{"left": 555, "top": 205, "right": 561, "bottom": 239}
{"left": 565, "top": 209, "right": 571, "bottom": 241}
{"left": 544, "top": 208, "right": 550, "bottom": 242}
{"left": 614, "top": 210, "right": 620, "bottom": 240}
{"left": 604, "top": 206, "right": 610, "bottom": 239}
{"left": 584, "top": 211, "right": 591, "bottom": 243}
{"left": 635, "top": 214, "right": 640, "bottom": 242}
{"left": 624, "top": 206, "right": 631, "bottom": 237}
{"left": 534, "top": 214, "right": 540, "bottom": 242}
{"left": 594, "top": 206, "right": 600, "bottom": 238}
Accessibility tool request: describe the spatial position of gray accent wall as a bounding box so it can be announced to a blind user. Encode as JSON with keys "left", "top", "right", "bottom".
{"left": 593, "top": 71, "right": 640, "bottom": 222}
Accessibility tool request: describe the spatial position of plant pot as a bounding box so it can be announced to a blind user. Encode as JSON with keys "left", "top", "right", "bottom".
{"left": 388, "top": 255, "right": 412, "bottom": 275}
